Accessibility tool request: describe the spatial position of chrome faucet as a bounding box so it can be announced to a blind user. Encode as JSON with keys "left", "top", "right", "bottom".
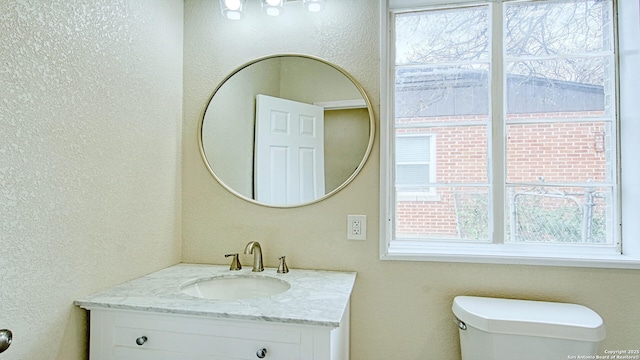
{"left": 224, "top": 253, "right": 242, "bottom": 270}
{"left": 244, "top": 241, "right": 264, "bottom": 272}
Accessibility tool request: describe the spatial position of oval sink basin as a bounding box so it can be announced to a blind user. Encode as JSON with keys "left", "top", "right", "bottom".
{"left": 181, "top": 275, "right": 290, "bottom": 300}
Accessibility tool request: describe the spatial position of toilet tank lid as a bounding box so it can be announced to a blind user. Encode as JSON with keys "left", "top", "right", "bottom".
{"left": 452, "top": 296, "right": 606, "bottom": 342}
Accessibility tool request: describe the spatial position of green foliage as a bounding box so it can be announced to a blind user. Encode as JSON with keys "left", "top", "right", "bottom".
{"left": 454, "top": 192, "right": 607, "bottom": 243}
{"left": 455, "top": 192, "right": 489, "bottom": 240}
{"left": 512, "top": 195, "right": 607, "bottom": 243}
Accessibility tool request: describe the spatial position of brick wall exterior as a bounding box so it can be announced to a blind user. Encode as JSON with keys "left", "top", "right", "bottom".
{"left": 395, "top": 111, "right": 609, "bottom": 239}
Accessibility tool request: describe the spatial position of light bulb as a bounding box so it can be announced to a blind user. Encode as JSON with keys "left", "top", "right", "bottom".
{"left": 224, "top": 0, "right": 241, "bottom": 11}
{"left": 307, "top": 3, "right": 321, "bottom": 12}
{"left": 265, "top": 7, "right": 282, "bottom": 16}
{"left": 261, "top": 0, "right": 284, "bottom": 17}
{"left": 226, "top": 11, "right": 242, "bottom": 20}
{"left": 220, "top": 0, "right": 246, "bottom": 20}
{"left": 303, "top": 0, "right": 325, "bottom": 13}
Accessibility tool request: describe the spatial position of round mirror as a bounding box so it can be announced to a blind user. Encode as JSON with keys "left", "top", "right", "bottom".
{"left": 198, "top": 54, "right": 375, "bottom": 207}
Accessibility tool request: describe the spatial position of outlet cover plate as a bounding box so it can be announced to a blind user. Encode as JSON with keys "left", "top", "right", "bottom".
{"left": 347, "top": 215, "right": 366, "bottom": 240}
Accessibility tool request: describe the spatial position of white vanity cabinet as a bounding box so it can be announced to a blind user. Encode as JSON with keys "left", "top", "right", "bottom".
{"left": 76, "top": 264, "right": 356, "bottom": 360}
{"left": 87, "top": 307, "right": 350, "bottom": 360}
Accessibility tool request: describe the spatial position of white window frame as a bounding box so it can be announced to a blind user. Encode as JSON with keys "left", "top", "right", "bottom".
{"left": 380, "top": 0, "right": 640, "bottom": 269}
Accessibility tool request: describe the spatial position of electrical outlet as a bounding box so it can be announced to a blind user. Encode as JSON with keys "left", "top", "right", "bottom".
{"left": 347, "top": 215, "right": 366, "bottom": 240}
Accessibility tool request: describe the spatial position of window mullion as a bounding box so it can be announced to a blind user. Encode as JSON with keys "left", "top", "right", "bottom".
{"left": 490, "top": 3, "right": 505, "bottom": 244}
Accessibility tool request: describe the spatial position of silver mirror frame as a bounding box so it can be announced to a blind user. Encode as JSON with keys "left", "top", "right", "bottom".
{"left": 198, "top": 54, "right": 375, "bottom": 208}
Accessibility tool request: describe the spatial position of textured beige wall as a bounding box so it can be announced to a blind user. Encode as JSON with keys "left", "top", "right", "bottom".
{"left": 182, "top": 1, "right": 640, "bottom": 359}
{"left": 0, "top": 1, "right": 183, "bottom": 359}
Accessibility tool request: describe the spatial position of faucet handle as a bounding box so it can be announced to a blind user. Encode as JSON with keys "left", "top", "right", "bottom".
{"left": 225, "top": 253, "right": 242, "bottom": 271}
{"left": 277, "top": 256, "right": 289, "bottom": 274}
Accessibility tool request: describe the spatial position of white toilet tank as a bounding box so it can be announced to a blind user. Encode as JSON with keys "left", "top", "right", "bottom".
{"left": 452, "top": 296, "right": 606, "bottom": 360}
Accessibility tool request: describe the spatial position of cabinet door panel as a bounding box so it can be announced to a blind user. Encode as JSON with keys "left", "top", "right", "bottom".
{"left": 96, "top": 310, "right": 303, "bottom": 360}
{"left": 87, "top": 309, "right": 344, "bottom": 360}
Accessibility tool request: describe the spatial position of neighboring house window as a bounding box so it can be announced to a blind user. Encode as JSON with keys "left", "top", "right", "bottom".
{"left": 380, "top": 0, "right": 640, "bottom": 267}
{"left": 395, "top": 134, "right": 436, "bottom": 196}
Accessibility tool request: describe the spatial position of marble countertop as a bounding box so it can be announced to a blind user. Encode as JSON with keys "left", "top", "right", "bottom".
{"left": 75, "top": 263, "right": 356, "bottom": 327}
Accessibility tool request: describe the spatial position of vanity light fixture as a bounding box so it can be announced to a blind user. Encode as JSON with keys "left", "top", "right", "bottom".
{"left": 220, "top": 0, "right": 247, "bottom": 20}
{"left": 262, "top": 0, "right": 285, "bottom": 16}
{"left": 219, "top": 0, "right": 325, "bottom": 20}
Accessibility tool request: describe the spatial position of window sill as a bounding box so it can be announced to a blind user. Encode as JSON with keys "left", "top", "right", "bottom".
{"left": 381, "top": 242, "right": 640, "bottom": 269}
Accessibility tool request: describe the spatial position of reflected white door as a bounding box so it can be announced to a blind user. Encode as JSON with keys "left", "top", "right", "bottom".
{"left": 255, "top": 94, "right": 325, "bottom": 205}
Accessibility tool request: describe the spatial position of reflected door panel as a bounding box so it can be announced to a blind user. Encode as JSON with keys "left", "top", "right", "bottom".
{"left": 254, "top": 94, "right": 325, "bottom": 205}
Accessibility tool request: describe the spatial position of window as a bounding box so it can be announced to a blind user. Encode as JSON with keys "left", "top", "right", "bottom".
{"left": 380, "top": 0, "right": 640, "bottom": 268}
{"left": 396, "top": 133, "right": 437, "bottom": 200}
